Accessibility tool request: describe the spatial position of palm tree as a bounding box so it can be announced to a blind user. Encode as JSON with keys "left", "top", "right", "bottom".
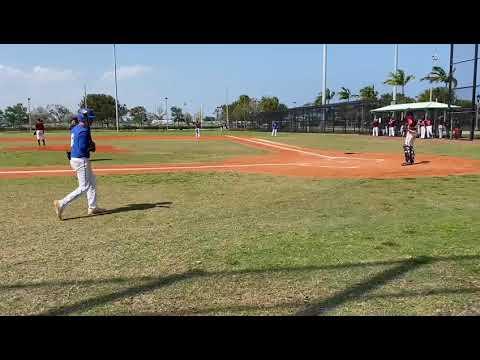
{"left": 338, "top": 87, "right": 359, "bottom": 102}
{"left": 314, "top": 88, "right": 336, "bottom": 105}
{"left": 359, "top": 85, "right": 378, "bottom": 101}
{"left": 421, "top": 66, "right": 457, "bottom": 88}
{"left": 384, "top": 69, "right": 415, "bottom": 96}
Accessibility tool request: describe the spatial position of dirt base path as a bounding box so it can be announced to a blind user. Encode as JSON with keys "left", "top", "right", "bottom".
{"left": 1, "top": 135, "right": 480, "bottom": 179}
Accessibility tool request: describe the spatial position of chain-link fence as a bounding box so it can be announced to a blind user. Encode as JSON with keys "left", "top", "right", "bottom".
{"left": 448, "top": 44, "right": 479, "bottom": 139}
{"left": 227, "top": 100, "right": 382, "bottom": 135}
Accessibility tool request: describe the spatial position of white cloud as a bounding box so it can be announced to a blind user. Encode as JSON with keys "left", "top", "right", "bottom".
{"left": 0, "top": 64, "right": 76, "bottom": 81}
{"left": 101, "top": 65, "right": 152, "bottom": 80}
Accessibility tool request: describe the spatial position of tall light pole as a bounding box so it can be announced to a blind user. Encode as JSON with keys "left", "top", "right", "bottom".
{"left": 225, "top": 88, "right": 229, "bottom": 129}
{"left": 165, "top": 97, "right": 168, "bottom": 131}
{"left": 430, "top": 53, "right": 439, "bottom": 102}
{"left": 113, "top": 44, "right": 119, "bottom": 132}
{"left": 322, "top": 44, "right": 327, "bottom": 105}
{"left": 84, "top": 84, "right": 88, "bottom": 108}
{"left": 392, "top": 44, "right": 398, "bottom": 104}
{"left": 27, "top": 97, "right": 31, "bottom": 132}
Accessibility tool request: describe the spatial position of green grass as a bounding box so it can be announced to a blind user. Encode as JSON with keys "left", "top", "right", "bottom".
{"left": 1, "top": 172, "right": 480, "bottom": 315}
{"left": 2, "top": 131, "right": 480, "bottom": 315}
{"left": 0, "top": 135, "right": 265, "bottom": 167}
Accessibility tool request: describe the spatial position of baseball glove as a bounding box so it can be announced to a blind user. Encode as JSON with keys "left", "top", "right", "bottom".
{"left": 89, "top": 141, "right": 96, "bottom": 153}
{"left": 66, "top": 151, "right": 71, "bottom": 160}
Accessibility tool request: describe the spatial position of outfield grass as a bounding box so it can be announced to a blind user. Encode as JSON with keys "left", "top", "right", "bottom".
{"left": 1, "top": 171, "right": 480, "bottom": 315}
{"left": 0, "top": 134, "right": 265, "bottom": 167}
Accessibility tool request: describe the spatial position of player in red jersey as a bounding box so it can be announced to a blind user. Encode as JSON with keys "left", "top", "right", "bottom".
{"left": 402, "top": 111, "right": 417, "bottom": 166}
{"left": 35, "top": 118, "right": 46, "bottom": 146}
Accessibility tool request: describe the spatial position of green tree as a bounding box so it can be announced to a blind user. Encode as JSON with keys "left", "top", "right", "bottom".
{"left": 258, "top": 96, "right": 288, "bottom": 112}
{"left": 384, "top": 69, "right": 415, "bottom": 95}
{"left": 421, "top": 66, "right": 457, "bottom": 89}
{"left": 314, "top": 88, "right": 335, "bottom": 105}
{"left": 31, "top": 106, "right": 51, "bottom": 123}
{"left": 129, "top": 106, "right": 147, "bottom": 127}
{"left": 170, "top": 106, "right": 184, "bottom": 127}
{"left": 338, "top": 87, "right": 358, "bottom": 102}
{"left": 79, "top": 94, "right": 128, "bottom": 128}
{"left": 359, "top": 86, "right": 378, "bottom": 101}
{"left": 0, "top": 109, "right": 5, "bottom": 126}
{"left": 47, "top": 104, "right": 72, "bottom": 125}
{"left": 416, "top": 87, "right": 451, "bottom": 103}
{"left": 4, "top": 103, "right": 28, "bottom": 128}
{"left": 259, "top": 96, "right": 279, "bottom": 112}
{"left": 379, "top": 93, "right": 415, "bottom": 105}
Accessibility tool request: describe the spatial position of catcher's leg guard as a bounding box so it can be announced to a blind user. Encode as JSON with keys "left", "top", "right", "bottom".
{"left": 403, "top": 145, "right": 411, "bottom": 164}
{"left": 409, "top": 146, "right": 415, "bottom": 164}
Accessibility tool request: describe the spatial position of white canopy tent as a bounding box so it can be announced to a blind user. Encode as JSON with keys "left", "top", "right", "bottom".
{"left": 371, "top": 101, "right": 460, "bottom": 113}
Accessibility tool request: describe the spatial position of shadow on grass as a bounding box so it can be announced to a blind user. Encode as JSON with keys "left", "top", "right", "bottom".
{"left": 295, "top": 256, "right": 430, "bottom": 316}
{"left": 2, "top": 254, "right": 478, "bottom": 316}
{"left": 90, "top": 158, "right": 113, "bottom": 162}
{"left": 62, "top": 202, "right": 172, "bottom": 221}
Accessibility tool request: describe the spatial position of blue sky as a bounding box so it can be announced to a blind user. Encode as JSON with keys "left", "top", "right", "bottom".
{"left": 0, "top": 44, "right": 450, "bottom": 115}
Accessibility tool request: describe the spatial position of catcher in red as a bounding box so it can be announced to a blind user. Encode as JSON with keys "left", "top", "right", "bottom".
{"left": 402, "top": 111, "right": 417, "bottom": 166}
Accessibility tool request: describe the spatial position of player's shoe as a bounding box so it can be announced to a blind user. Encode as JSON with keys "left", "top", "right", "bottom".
{"left": 401, "top": 162, "right": 412, "bottom": 166}
{"left": 88, "top": 207, "right": 108, "bottom": 216}
{"left": 53, "top": 200, "right": 63, "bottom": 220}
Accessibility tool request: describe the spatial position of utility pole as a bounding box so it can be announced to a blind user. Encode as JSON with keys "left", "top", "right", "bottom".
{"left": 226, "top": 88, "right": 229, "bottom": 129}
{"left": 165, "top": 97, "right": 168, "bottom": 131}
{"left": 27, "top": 97, "right": 31, "bottom": 132}
{"left": 430, "top": 53, "right": 439, "bottom": 102}
{"left": 113, "top": 44, "right": 119, "bottom": 132}
{"left": 448, "top": 44, "right": 454, "bottom": 139}
{"left": 322, "top": 44, "right": 327, "bottom": 105}
{"left": 393, "top": 44, "right": 398, "bottom": 104}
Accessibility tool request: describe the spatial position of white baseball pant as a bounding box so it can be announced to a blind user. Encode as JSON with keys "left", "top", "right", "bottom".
{"left": 372, "top": 127, "right": 378, "bottom": 136}
{"left": 195, "top": 128, "right": 200, "bottom": 138}
{"left": 438, "top": 125, "right": 444, "bottom": 138}
{"left": 59, "top": 157, "right": 97, "bottom": 210}
{"left": 389, "top": 127, "right": 395, "bottom": 136}
{"left": 36, "top": 130, "right": 45, "bottom": 141}
{"left": 272, "top": 129, "right": 278, "bottom": 136}
{"left": 405, "top": 130, "right": 416, "bottom": 147}
{"left": 426, "top": 125, "right": 433, "bottom": 138}
{"left": 420, "top": 126, "right": 426, "bottom": 139}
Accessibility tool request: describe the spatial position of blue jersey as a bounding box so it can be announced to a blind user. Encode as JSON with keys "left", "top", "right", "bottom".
{"left": 273, "top": 122, "right": 278, "bottom": 129}
{"left": 70, "top": 124, "right": 92, "bottom": 159}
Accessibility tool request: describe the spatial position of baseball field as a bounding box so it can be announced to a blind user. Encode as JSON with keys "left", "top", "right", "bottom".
{"left": 1, "top": 129, "right": 480, "bottom": 315}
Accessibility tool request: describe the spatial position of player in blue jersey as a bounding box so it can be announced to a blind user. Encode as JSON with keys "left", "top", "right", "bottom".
{"left": 53, "top": 109, "right": 106, "bottom": 220}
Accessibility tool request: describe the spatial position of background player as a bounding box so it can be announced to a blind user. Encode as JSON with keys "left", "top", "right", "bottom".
{"left": 53, "top": 109, "right": 106, "bottom": 220}
{"left": 195, "top": 120, "right": 201, "bottom": 138}
{"left": 402, "top": 111, "right": 417, "bottom": 166}
{"left": 34, "top": 118, "right": 46, "bottom": 146}
{"left": 388, "top": 116, "right": 396, "bottom": 137}
{"left": 271, "top": 121, "right": 279, "bottom": 136}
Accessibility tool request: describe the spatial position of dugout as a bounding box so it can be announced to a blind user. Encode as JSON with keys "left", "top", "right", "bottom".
{"left": 371, "top": 101, "right": 460, "bottom": 137}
